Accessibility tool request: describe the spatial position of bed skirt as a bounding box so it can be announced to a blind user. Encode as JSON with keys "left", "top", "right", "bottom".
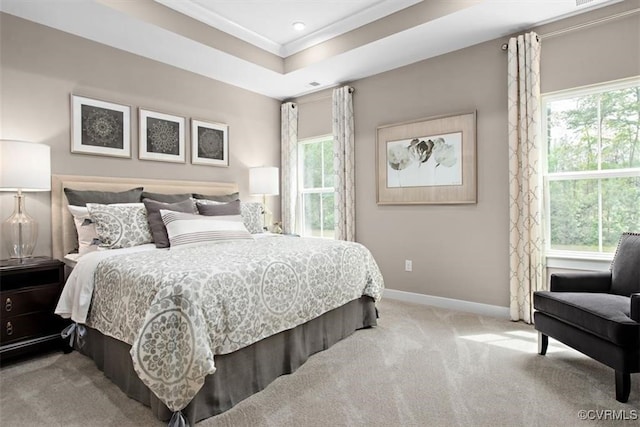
{"left": 77, "top": 296, "right": 377, "bottom": 424}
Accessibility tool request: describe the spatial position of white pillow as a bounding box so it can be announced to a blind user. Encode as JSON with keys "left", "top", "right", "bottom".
{"left": 160, "top": 210, "right": 253, "bottom": 248}
{"left": 67, "top": 205, "right": 100, "bottom": 256}
{"left": 87, "top": 203, "right": 153, "bottom": 249}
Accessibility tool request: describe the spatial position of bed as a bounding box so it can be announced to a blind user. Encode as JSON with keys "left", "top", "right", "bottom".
{"left": 51, "top": 174, "right": 383, "bottom": 426}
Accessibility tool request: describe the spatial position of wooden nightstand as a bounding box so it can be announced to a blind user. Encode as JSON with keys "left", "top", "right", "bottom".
{"left": 0, "top": 257, "right": 69, "bottom": 363}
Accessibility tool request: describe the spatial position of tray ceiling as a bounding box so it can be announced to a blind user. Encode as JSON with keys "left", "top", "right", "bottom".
{"left": 0, "top": 0, "right": 623, "bottom": 99}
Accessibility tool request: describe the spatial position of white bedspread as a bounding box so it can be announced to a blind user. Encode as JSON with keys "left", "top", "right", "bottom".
{"left": 55, "top": 244, "right": 157, "bottom": 323}
{"left": 55, "top": 236, "right": 384, "bottom": 412}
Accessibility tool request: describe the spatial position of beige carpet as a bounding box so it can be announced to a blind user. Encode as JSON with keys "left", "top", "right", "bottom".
{"left": 1, "top": 298, "right": 638, "bottom": 426}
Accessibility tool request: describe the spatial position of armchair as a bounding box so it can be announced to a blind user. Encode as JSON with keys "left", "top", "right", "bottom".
{"left": 533, "top": 232, "right": 640, "bottom": 402}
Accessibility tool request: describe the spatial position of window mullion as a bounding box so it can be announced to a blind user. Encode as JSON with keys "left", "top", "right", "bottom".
{"left": 297, "top": 144, "right": 304, "bottom": 235}
{"left": 598, "top": 179, "right": 603, "bottom": 252}
{"left": 300, "top": 187, "right": 333, "bottom": 193}
{"left": 597, "top": 94, "right": 602, "bottom": 171}
{"left": 596, "top": 95, "right": 603, "bottom": 252}
{"left": 547, "top": 168, "right": 640, "bottom": 181}
{"left": 319, "top": 192, "right": 324, "bottom": 238}
{"left": 320, "top": 140, "right": 325, "bottom": 189}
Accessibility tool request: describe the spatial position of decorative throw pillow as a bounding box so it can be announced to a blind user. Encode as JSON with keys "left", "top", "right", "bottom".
{"left": 64, "top": 187, "right": 143, "bottom": 206}
{"left": 240, "top": 202, "right": 264, "bottom": 234}
{"left": 160, "top": 210, "right": 252, "bottom": 248}
{"left": 143, "top": 198, "right": 197, "bottom": 248}
{"left": 195, "top": 199, "right": 264, "bottom": 233}
{"left": 67, "top": 205, "right": 101, "bottom": 256}
{"left": 141, "top": 191, "right": 192, "bottom": 203}
{"left": 192, "top": 192, "right": 239, "bottom": 202}
{"left": 196, "top": 199, "right": 241, "bottom": 216}
{"left": 87, "top": 203, "right": 153, "bottom": 249}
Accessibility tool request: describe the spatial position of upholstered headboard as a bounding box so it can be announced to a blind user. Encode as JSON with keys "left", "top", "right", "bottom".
{"left": 51, "top": 174, "right": 238, "bottom": 261}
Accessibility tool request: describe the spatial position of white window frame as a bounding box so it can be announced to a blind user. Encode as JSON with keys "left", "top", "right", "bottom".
{"left": 297, "top": 134, "right": 335, "bottom": 238}
{"left": 542, "top": 76, "right": 640, "bottom": 270}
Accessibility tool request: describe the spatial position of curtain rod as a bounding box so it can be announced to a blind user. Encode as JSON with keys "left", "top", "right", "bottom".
{"left": 293, "top": 86, "right": 354, "bottom": 105}
{"left": 293, "top": 93, "right": 331, "bottom": 105}
{"left": 500, "top": 7, "right": 639, "bottom": 50}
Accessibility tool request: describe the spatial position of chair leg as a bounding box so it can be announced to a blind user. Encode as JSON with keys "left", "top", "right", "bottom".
{"left": 538, "top": 331, "right": 548, "bottom": 355}
{"left": 615, "top": 371, "right": 630, "bottom": 403}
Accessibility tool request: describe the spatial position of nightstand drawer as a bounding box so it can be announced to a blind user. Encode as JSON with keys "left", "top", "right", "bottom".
{"left": 0, "top": 257, "right": 67, "bottom": 362}
{"left": 1, "top": 284, "right": 61, "bottom": 317}
{"left": 1, "top": 312, "right": 65, "bottom": 345}
{"left": 0, "top": 265, "right": 63, "bottom": 292}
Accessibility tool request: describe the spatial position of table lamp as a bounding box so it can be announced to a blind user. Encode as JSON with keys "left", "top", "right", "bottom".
{"left": 0, "top": 140, "right": 51, "bottom": 259}
{"left": 249, "top": 166, "right": 279, "bottom": 231}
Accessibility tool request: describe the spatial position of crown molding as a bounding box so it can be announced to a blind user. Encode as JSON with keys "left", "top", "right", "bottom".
{"left": 154, "top": 0, "right": 421, "bottom": 58}
{"left": 153, "top": 0, "right": 282, "bottom": 55}
{"left": 280, "top": 0, "right": 421, "bottom": 57}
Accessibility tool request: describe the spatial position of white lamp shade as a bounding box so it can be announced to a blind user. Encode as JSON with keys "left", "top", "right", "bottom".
{"left": 249, "top": 166, "right": 279, "bottom": 195}
{"left": 0, "top": 140, "right": 51, "bottom": 191}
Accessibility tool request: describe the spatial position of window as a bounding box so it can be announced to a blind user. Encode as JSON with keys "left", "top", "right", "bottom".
{"left": 543, "top": 78, "right": 640, "bottom": 258}
{"left": 298, "top": 135, "right": 335, "bottom": 238}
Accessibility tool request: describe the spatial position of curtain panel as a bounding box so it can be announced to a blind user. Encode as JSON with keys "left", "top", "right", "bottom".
{"left": 332, "top": 86, "right": 356, "bottom": 242}
{"left": 281, "top": 102, "right": 298, "bottom": 235}
{"left": 508, "top": 32, "right": 544, "bottom": 323}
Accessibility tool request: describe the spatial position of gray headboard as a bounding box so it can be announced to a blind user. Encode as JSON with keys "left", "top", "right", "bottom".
{"left": 51, "top": 174, "right": 238, "bottom": 261}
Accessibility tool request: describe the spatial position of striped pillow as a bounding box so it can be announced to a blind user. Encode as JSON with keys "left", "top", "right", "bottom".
{"left": 160, "top": 210, "right": 253, "bottom": 248}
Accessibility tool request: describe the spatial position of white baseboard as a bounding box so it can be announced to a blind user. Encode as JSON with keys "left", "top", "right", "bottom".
{"left": 382, "top": 288, "right": 510, "bottom": 319}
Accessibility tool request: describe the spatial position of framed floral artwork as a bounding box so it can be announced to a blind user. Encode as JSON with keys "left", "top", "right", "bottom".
{"left": 139, "top": 108, "right": 186, "bottom": 163}
{"left": 376, "top": 111, "right": 476, "bottom": 204}
{"left": 191, "top": 119, "right": 228, "bottom": 167}
{"left": 71, "top": 94, "right": 131, "bottom": 158}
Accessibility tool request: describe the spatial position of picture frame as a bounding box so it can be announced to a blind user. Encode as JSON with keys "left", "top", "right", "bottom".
{"left": 376, "top": 111, "right": 476, "bottom": 205}
{"left": 139, "top": 108, "right": 186, "bottom": 163}
{"left": 71, "top": 94, "right": 131, "bottom": 158}
{"left": 191, "top": 119, "right": 228, "bottom": 167}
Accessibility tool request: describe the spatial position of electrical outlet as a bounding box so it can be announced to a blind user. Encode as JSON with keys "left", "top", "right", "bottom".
{"left": 405, "top": 260, "right": 412, "bottom": 272}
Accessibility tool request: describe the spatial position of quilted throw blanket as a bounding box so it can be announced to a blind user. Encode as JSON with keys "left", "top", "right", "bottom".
{"left": 83, "top": 236, "right": 384, "bottom": 411}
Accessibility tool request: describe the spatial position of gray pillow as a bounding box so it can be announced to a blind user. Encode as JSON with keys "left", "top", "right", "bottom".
{"left": 197, "top": 200, "right": 241, "bottom": 216}
{"left": 64, "top": 187, "right": 143, "bottom": 206}
{"left": 143, "top": 198, "right": 197, "bottom": 248}
{"left": 192, "top": 192, "right": 239, "bottom": 202}
{"left": 141, "top": 191, "right": 192, "bottom": 203}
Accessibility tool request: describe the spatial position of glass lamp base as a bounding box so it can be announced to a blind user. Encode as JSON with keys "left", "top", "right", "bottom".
{"left": 2, "top": 193, "right": 38, "bottom": 259}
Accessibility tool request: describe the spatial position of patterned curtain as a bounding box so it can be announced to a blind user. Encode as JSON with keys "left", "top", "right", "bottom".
{"left": 332, "top": 86, "right": 355, "bottom": 242}
{"left": 508, "top": 32, "right": 544, "bottom": 323}
{"left": 281, "top": 102, "right": 298, "bottom": 235}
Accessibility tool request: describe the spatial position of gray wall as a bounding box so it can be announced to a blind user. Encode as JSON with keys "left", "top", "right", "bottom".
{"left": 295, "top": 1, "right": 640, "bottom": 307}
{"left": 0, "top": 13, "right": 281, "bottom": 259}
{"left": 297, "top": 90, "right": 333, "bottom": 140}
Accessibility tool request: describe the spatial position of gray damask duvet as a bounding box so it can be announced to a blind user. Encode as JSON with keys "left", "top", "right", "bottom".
{"left": 56, "top": 235, "right": 384, "bottom": 412}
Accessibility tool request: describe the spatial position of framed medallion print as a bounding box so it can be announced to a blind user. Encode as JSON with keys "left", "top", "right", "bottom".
{"left": 71, "top": 95, "right": 131, "bottom": 158}
{"left": 191, "top": 119, "right": 228, "bottom": 167}
{"left": 139, "top": 108, "right": 186, "bottom": 163}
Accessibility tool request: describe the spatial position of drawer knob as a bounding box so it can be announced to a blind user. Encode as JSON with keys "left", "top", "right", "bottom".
{"left": 4, "top": 297, "right": 12, "bottom": 312}
{"left": 6, "top": 321, "right": 13, "bottom": 336}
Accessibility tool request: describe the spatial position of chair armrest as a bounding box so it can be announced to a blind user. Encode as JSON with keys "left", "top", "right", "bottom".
{"left": 550, "top": 271, "right": 612, "bottom": 292}
{"left": 631, "top": 294, "right": 640, "bottom": 323}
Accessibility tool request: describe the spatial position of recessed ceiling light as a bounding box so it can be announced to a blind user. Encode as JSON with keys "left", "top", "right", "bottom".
{"left": 292, "top": 22, "right": 306, "bottom": 31}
